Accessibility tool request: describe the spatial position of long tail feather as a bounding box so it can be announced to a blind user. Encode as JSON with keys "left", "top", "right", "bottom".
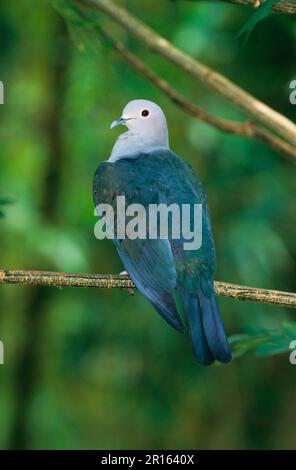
{"left": 179, "top": 282, "right": 231, "bottom": 365}
{"left": 198, "top": 286, "right": 232, "bottom": 364}
{"left": 179, "top": 287, "right": 214, "bottom": 365}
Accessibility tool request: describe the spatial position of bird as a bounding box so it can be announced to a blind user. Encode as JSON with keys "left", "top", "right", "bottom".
{"left": 93, "top": 99, "right": 231, "bottom": 365}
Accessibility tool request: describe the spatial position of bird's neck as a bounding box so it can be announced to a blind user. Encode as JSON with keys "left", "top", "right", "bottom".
{"left": 108, "top": 131, "right": 169, "bottom": 162}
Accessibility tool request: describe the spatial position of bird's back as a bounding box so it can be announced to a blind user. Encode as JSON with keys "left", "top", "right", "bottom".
{"left": 93, "top": 149, "right": 231, "bottom": 365}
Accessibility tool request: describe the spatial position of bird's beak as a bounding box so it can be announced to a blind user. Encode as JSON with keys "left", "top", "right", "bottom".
{"left": 110, "top": 117, "right": 127, "bottom": 129}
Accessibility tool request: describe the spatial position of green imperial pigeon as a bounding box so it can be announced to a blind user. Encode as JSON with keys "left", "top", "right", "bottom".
{"left": 93, "top": 99, "right": 231, "bottom": 365}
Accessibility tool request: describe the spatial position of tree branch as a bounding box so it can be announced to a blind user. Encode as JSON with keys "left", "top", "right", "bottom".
{"left": 1, "top": 269, "right": 296, "bottom": 308}
{"left": 215, "top": 0, "right": 296, "bottom": 15}
{"left": 77, "top": 0, "right": 296, "bottom": 146}
{"left": 96, "top": 26, "right": 296, "bottom": 163}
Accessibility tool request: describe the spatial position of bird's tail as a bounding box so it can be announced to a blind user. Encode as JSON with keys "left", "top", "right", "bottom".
{"left": 178, "top": 281, "right": 231, "bottom": 365}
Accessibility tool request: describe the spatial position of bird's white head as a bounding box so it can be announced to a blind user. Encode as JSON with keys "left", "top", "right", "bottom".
{"left": 109, "top": 99, "right": 169, "bottom": 162}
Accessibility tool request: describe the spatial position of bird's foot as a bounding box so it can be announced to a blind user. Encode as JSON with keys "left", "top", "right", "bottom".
{"left": 119, "top": 270, "right": 135, "bottom": 295}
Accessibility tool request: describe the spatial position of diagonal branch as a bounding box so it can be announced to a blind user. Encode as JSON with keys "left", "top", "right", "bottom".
{"left": 214, "top": 0, "right": 296, "bottom": 15}
{"left": 77, "top": 0, "right": 296, "bottom": 146}
{"left": 96, "top": 26, "right": 296, "bottom": 163}
{"left": 1, "top": 269, "right": 296, "bottom": 308}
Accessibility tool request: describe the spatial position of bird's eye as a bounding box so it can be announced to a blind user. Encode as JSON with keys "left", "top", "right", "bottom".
{"left": 141, "top": 109, "right": 150, "bottom": 117}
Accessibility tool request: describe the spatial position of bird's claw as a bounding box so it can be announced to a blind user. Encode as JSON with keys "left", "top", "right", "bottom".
{"left": 119, "top": 270, "right": 135, "bottom": 295}
{"left": 119, "top": 270, "right": 128, "bottom": 276}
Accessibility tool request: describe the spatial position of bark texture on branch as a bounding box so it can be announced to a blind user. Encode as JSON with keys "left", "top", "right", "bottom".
{"left": 1, "top": 269, "right": 296, "bottom": 308}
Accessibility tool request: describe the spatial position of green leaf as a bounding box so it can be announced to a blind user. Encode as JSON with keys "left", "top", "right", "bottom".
{"left": 229, "top": 321, "right": 296, "bottom": 359}
{"left": 237, "top": 0, "right": 279, "bottom": 44}
{"left": 241, "top": 324, "right": 271, "bottom": 336}
{"left": 255, "top": 339, "right": 291, "bottom": 357}
{"left": 282, "top": 322, "right": 296, "bottom": 340}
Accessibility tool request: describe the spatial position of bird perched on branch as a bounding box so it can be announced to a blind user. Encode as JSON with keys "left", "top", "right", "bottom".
{"left": 93, "top": 99, "right": 231, "bottom": 365}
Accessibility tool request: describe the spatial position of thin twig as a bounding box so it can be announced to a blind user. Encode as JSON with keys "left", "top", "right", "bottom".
{"left": 96, "top": 26, "right": 296, "bottom": 163}
{"left": 78, "top": 0, "right": 296, "bottom": 146}
{"left": 1, "top": 269, "right": 296, "bottom": 308}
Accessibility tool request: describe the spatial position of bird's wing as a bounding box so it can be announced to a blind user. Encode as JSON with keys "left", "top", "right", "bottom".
{"left": 93, "top": 157, "right": 184, "bottom": 332}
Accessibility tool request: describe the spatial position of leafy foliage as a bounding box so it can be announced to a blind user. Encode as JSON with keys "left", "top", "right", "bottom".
{"left": 230, "top": 322, "right": 296, "bottom": 358}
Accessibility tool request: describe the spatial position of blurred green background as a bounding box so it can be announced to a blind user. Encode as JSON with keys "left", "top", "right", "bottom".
{"left": 0, "top": 0, "right": 296, "bottom": 450}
